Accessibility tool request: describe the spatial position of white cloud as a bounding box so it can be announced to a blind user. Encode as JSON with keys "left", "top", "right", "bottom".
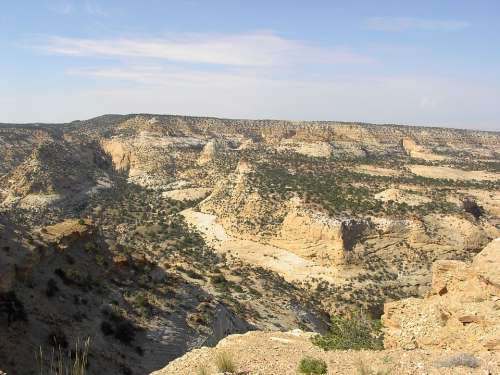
{"left": 39, "top": 33, "right": 373, "bottom": 66}
{"left": 366, "top": 17, "right": 470, "bottom": 32}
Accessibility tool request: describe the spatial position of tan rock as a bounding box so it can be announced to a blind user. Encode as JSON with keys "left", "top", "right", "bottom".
{"left": 383, "top": 238, "right": 500, "bottom": 351}
{"left": 197, "top": 140, "right": 218, "bottom": 165}
{"left": 472, "top": 238, "right": 500, "bottom": 288}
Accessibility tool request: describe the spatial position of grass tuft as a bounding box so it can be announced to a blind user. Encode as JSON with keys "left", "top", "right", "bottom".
{"left": 215, "top": 351, "right": 236, "bottom": 373}
{"left": 36, "top": 337, "right": 90, "bottom": 375}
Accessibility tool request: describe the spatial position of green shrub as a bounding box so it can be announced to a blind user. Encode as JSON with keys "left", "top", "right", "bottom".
{"left": 298, "top": 357, "right": 327, "bottom": 374}
{"left": 312, "top": 311, "right": 383, "bottom": 350}
{"left": 114, "top": 320, "right": 136, "bottom": 344}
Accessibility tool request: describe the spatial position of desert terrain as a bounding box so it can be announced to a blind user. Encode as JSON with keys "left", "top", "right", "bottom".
{"left": 0, "top": 114, "right": 498, "bottom": 374}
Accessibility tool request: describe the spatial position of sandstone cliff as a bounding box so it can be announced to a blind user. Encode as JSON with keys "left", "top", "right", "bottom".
{"left": 383, "top": 238, "right": 500, "bottom": 351}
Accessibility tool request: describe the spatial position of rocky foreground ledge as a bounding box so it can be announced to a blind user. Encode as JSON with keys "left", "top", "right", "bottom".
{"left": 151, "top": 330, "right": 499, "bottom": 375}
{"left": 153, "top": 239, "right": 500, "bottom": 374}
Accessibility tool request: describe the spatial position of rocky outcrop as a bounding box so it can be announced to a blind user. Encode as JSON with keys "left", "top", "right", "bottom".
{"left": 40, "top": 218, "right": 93, "bottom": 251}
{"left": 197, "top": 140, "right": 218, "bottom": 165}
{"left": 402, "top": 137, "right": 446, "bottom": 161}
{"left": 382, "top": 238, "right": 500, "bottom": 351}
{"left": 274, "top": 199, "right": 371, "bottom": 264}
{"left": 278, "top": 140, "right": 333, "bottom": 158}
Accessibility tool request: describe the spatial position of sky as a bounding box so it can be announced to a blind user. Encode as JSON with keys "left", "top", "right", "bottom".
{"left": 1, "top": 1, "right": 499, "bottom": 130}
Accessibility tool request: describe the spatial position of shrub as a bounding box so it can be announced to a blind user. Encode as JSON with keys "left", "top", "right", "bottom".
{"left": 298, "top": 357, "right": 327, "bottom": 375}
{"left": 215, "top": 351, "right": 236, "bottom": 373}
{"left": 46, "top": 279, "right": 59, "bottom": 298}
{"left": 114, "top": 320, "right": 136, "bottom": 344}
{"left": 434, "top": 353, "right": 480, "bottom": 368}
{"left": 100, "top": 321, "right": 114, "bottom": 336}
{"left": 0, "top": 291, "right": 28, "bottom": 325}
{"left": 312, "top": 310, "right": 383, "bottom": 350}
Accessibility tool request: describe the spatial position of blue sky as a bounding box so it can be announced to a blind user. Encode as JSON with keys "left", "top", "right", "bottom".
{"left": 1, "top": 1, "right": 499, "bottom": 130}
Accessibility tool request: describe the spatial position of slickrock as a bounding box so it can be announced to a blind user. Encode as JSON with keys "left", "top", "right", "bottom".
{"left": 383, "top": 238, "right": 500, "bottom": 351}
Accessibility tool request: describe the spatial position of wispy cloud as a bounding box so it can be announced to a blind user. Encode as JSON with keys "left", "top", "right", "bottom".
{"left": 84, "top": 1, "right": 107, "bottom": 16}
{"left": 366, "top": 17, "right": 470, "bottom": 32}
{"left": 67, "top": 66, "right": 262, "bottom": 88}
{"left": 49, "top": 0, "right": 74, "bottom": 15}
{"left": 38, "top": 32, "right": 373, "bottom": 66}
{"left": 48, "top": 0, "right": 107, "bottom": 16}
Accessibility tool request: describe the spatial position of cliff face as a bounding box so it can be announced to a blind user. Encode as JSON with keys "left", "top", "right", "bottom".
{"left": 273, "top": 198, "right": 371, "bottom": 264}
{"left": 383, "top": 238, "right": 500, "bottom": 351}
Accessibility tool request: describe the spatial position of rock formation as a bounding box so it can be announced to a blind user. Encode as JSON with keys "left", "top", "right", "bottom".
{"left": 273, "top": 198, "right": 371, "bottom": 264}
{"left": 383, "top": 238, "right": 500, "bottom": 351}
{"left": 197, "top": 140, "right": 218, "bottom": 165}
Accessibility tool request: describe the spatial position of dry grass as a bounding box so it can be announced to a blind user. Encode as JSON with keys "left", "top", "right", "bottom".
{"left": 36, "top": 338, "right": 90, "bottom": 375}
{"left": 215, "top": 351, "right": 236, "bottom": 373}
{"left": 356, "top": 360, "right": 391, "bottom": 375}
